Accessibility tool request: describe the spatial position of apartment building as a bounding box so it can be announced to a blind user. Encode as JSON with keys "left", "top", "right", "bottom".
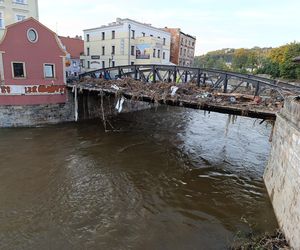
{"left": 0, "top": 0, "right": 39, "bottom": 36}
{"left": 82, "top": 18, "right": 171, "bottom": 70}
{"left": 164, "top": 28, "right": 196, "bottom": 67}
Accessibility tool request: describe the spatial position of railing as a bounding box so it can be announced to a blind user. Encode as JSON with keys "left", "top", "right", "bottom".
{"left": 79, "top": 64, "right": 300, "bottom": 98}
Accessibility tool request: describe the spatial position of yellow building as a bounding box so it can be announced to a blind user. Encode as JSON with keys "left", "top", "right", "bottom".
{"left": 82, "top": 18, "right": 172, "bottom": 71}
{"left": 0, "top": 0, "right": 39, "bottom": 36}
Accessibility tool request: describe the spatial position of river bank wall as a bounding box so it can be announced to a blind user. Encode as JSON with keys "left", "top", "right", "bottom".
{"left": 264, "top": 96, "right": 300, "bottom": 249}
{"left": 0, "top": 88, "right": 151, "bottom": 127}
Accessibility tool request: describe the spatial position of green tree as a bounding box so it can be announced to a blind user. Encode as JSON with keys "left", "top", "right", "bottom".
{"left": 232, "top": 49, "right": 249, "bottom": 72}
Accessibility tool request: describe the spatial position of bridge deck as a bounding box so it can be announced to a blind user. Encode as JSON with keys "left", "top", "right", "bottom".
{"left": 68, "top": 80, "right": 280, "bottom": 120}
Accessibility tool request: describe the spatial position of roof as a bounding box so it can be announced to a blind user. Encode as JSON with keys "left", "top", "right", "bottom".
{"left": 164, "top": 27, "right": 196, "bottom": 40}
{"left": 59, "top": 36, "right": 84, "bottom": 59}
{"left": 83, "top": 18, "right": 171, "bottom": 35}
{"left": 0, "top": 17, "right": 67, "bottom": 56}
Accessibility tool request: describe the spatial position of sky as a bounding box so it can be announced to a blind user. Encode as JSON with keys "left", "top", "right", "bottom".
{"left": 39, "top": 0, "right": 300, "bottom": 55}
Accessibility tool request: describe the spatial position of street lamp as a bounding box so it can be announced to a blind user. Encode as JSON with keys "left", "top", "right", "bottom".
{"left": 128, "top": 24, "right": 131, "bottom": 65}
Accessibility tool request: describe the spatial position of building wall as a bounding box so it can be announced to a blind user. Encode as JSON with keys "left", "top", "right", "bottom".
{"left": 264, "top": 96, "right": 300, "bottom": 249}
{"left": 65, "top": 58, "right": 81, "bottom": 77}
{"left": 178, "top": 32, "right": 196, "bottom": 67}
{"left": 0, "top": 18, "right": 67, "bottom": 105}
{"left": 0, "top": 0, "right": 39, "bottom": 37}
{"left": 164, "top": 28, "right": 180, "bottom": 65}
{"left": 82, "top": 18, "right": 171, "bottom": 70}
{"left": 164, "top": 28, "right": 196, "bottom": 66}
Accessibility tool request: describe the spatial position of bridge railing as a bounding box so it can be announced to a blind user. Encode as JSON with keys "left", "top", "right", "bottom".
{"left": 79, "top": 64, "right": 300, "bottom": 98}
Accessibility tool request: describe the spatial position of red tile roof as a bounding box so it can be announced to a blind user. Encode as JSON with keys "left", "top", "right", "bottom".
{"left": 59, "top": 36, "right": 84, "bottom": 59}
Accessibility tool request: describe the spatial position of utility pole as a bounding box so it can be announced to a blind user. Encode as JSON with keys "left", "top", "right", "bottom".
{"left": 128, "top": 24, "right": 131, "bottom": 65}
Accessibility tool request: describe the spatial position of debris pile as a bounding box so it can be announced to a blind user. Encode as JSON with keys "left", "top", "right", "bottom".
{"left": 230, "top": 229, "right": 289, "bottom": 250}
{"left": 77, "top": 77, "right": 291, "bottom": 118}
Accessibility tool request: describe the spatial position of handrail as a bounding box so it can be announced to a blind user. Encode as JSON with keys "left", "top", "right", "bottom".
{"left": 79, "top": 64, "right": 300, "bottom": 92}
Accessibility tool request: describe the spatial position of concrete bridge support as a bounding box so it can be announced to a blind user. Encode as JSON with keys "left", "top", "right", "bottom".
{"left": 264, "top": 96, "right": 300, "bottom": 249}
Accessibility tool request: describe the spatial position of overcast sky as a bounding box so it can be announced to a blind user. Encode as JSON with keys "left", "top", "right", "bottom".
{"left": 39, "top": 0, "right": 300, "bottom": 55}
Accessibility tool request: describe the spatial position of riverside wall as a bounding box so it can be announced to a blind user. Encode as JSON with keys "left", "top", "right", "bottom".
{"left": 0, "top": 88, "right": 151, "bottom": 127}
{"left": 264, "top": 96, "right": 300, "bottom": 249}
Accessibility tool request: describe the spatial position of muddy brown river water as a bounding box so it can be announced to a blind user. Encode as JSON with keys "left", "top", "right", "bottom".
{"left": 0, "top": 106, "right": 278, "bottom": 250}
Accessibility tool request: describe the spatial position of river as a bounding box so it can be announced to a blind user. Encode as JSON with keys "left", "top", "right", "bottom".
{"left": 0, "top": 106, "right": 278, "bottom": 250}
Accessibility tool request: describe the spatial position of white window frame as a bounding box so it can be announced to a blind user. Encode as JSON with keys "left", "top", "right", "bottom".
{"left": 0, "top": 11, "right": 4, "bottom": 29}
{"left": 43, "top": 63, "right": 56, "bottom": 79}
{"left": 15, "top": 14, "right": 26, "bottom": 22}
{"left": 13, "top": 0, "right": 28, "bottom": 5}
{"left": 11, "top": 61, "right": 26, "bottom": 79}
{"left": 27, "top": 28, "right": 38, "bottom": 43}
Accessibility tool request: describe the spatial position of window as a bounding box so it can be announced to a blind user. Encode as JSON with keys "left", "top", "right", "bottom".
{"left": 157, "top": 49, "right": 160, "bottom": 58}
{"left": 192, "top": 42, "right": 195, "bottom": 46}
{"left": 14, "top": 0, "right": 27, "bottom": 4}
{"left": 16, "top": 14, "right": 26, "bottom": 22}
{"left": 102, "top": 61, "right": 105, "bottom": 68}
{"left": 112, "top": 61, "right": 115, "bottom": 67}
{"left": 0, "top": 12, "right": 4, "bottom": 29}
{"left": 112, "top": 30, "right": 115, "bottom": 39}
{"left": 131, "top": 62, "right": 134, "bottom": 65}
{"left": 163, "top": 38, "right": 166, "bottom": 45}
{"left": 153, "top": 49, "right": 156, "bottom": 58}
{"left": 101, "top": 32, "right": 105, "bottom": 40}
{"left": 12, "top": 62, "right": 26, "bottom": 78}
{"left": 131, "top": 46, "right": 135, "bottom": 56}
{"left": 86, "top": 34, "right": 90, "bottom": 42}
{"left": 181, "top": 38, "right": 183, "bottom": 45}
{"left": 184, "top": 49, "right": 186, "bottom": 56}
{"left": 102, "top": 46, "right": 105, "bottom": 56}
{"left": 180, "top": 48, "right": 182, "bottom": 56}
{"left": 131, "top": 30, "right": 135, "bottom": 39}
{"left": 27, "top": 28, "right": 38, "bottom": 43}
{"left": 111, "top": 45, "right": 115, "bottom": 55}
{"left": 87, "top": 61, "right": 90, "bottom": 69}
{"left": 158, "top": 36, "right": 160, "bottom": 39}
{"left": 163, "top": 52, "right": 166, "bottom": 60}
{"left": 150, "top": 34, "right": 153, "bottom": 37}
{"left": 87, "top": 47, "right": 90, "bottom": 56}
{"left": 44, "top": 64, "right": 55, "bottom": 78}
{"left": 142, "top": 32, "right": 145, "bottom": 37}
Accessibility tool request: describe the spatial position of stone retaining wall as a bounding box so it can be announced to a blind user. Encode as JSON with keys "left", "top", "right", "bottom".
{"left": 0, "top": 89, "right": 152, "bottom": 127}
{"left": 0, "top": 93, "right": 74, "bottom": 127}
{"left": 264, "top": 96, "right": 300, "bottom": 249}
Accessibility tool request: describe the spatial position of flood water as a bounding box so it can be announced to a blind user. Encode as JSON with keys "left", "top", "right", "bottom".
{"left": 0, "top": 106, "right": 277, "bottom": 250}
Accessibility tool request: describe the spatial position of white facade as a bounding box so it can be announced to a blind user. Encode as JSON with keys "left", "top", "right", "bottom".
{"left": 0, "top": 0, "right": 39, "bottom": 37}
{"left": 82, "top": 18, "right": 171, "bottom": 71}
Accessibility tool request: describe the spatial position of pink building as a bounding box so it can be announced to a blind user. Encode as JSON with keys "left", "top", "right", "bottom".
{"left": 0, "top": 18, "right": 67, "bottom": 105}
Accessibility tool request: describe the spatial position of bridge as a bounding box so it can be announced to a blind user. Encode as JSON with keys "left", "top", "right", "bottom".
{"left": 68, "top": 64, "right": 300, "bottom": 120}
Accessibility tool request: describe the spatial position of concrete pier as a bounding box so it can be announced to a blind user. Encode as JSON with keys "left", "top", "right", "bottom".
{"left": 264, "top": 96, "right": 300, "bottom": 249}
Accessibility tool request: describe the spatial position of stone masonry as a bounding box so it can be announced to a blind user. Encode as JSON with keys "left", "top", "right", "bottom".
{"left": 0, "top": 88, "right": 152, "bottom": 127}
{"left": 264, "top": 96, "right": 300, "bottom": 249}
{"left": 0, "top": 92, "right": 75, "bottom": 127}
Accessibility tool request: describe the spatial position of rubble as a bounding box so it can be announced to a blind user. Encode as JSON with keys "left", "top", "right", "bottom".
{"left": 76, "top": 77, "right": 292, "bottom": 119}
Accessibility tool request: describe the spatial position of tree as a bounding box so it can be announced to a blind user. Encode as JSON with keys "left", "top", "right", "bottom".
{"left": 232, "top": 49, "right": 249, "bottom": 72}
